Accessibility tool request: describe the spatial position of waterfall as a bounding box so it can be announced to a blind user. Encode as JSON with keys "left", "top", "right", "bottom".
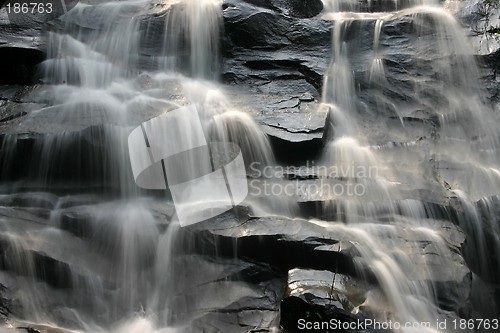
{"left": 0, "top": 0, "right": 281, "bottom": 331}
{"left": 0, "top": 0, "right": 499, "bottom": 331}
{"left": 155, "top": 0, "right": 223, "bottom": 79}
{"left": 318, "top": 0, "right": 500, "bottom": 330}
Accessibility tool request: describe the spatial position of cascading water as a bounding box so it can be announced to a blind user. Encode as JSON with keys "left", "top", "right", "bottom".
{"left": 0, "top": 0, "right": 283, "bottom": 331}
{"left": 0, "top": 0, "right": 499, "bottom": 332}
{"left": 318, "top": 0, "right": 500, "bottom": 329}
{"left": 155, "top": 0, "right": 223, "bottom": 79}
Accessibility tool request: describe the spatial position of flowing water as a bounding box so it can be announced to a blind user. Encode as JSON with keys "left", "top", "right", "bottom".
{"left": 320, "top": 0, "right": 500, "bottom": 329}
{"left": 0, "top": 0, "right": 499, "bottom": 332}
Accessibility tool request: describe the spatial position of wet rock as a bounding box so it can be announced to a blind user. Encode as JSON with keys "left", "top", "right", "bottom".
{"left": 284, "top": 0, "right": 324, "bottom": 18}
{"left": 167, "top": 255, "right": 286, "bottom": 333}
{"left": 281, "top": 269, "right": 374, "bottom": 332}
{"left": 222, "top": 11, "right": 330, "bottom": 89}
{"left": 478, "top": 50, "right": 500, "bottom": 102}
{"left": 0, "top": 47, "right": 44, "bottom": 85}
{"left": 0, "top": 205, "right": 105, "bottom": 290}
{"left": 224, "top": 2, "right": 291, "bottom": 49}
{"left": 186, "top": 211, "right": 358, "bottom": 277}
{"left": 285, "top": 269, "right": 367, "bottom": 312}
{"left": 56, "top": 195, "right": 104, "bottom": 209}
{"left": 223, "top": 79, "right": 328, "bottom": 163}
{"left": 0, "top": 205, "right": 51, "bottom": 227}
{"left": 258, "top": 104, "right": 329, "bottom": 163}
{"left": 0, "top": 283, "right": 9, "bottom": 322}
{"left": 0, "top": 192, "right": 58, "bottom": 210}
{"left": 449, "top": 195, "right": 500, "bottom": 283}
{"left": 0, "top": 7, "right": 49, "bottom": 85}
{"left": 188, "top": 209, "right": 472, "bottom": 316}
{"left": 15, "top": 325, "right": 77, "bottom": 333}
{"left": 258, "top": 103, "right": 327, "bottom": 134}
{"left": 455, "top": 0, "right": 500, "bottom": 101}
{"left": 279, "top": 223, "right": 471, "bottom": 330}
{"left": 0, "top": 85, "right": 45, "bottom": 133}
{"left": 291, "top": 268, "right": 365, "bottom": 299}
{"left": 458, "top": 0, "right": 500, "bottom": 57}
{"left": 0, "top": 130, "right": 110, "bottom": 185}
{"left": 59, "top": 208, "right": 94, "bottom": 239}
{"left": 265, "top": 130, "right": 324, "bottom": 163}
{"left": 0, "top": 238, "right": 73, "bottom": 289}
{"left": 221, "top": 0, "right": 331, "bottom": 158}
{"left": 238, "top": 0, "right": 324, "bottom": 19}
{"left": 16, "top": 327, "right": 41, "bottom": 333}
{"left": 57, "top": 195, "right": 171, "bottom": 239}
{"left": 471, "top": 273, "right": 500, "bottom": 320}
{"left": 402, "top": 221, "right": 472, "bottom": 314}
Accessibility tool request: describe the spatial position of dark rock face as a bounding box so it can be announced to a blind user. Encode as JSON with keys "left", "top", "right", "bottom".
{"left": 0, "top": 9, "right": 48, "bottom": 85}
{"left": 287, "top": 0, "right": 324, "bottom": 18}
{"left": 221, "top": 0, "right": 331, "bottom": 160}
{"left": 224, "top": 4, "right": 292, "bottom": 49}
{"left": 458, "top": 0, "right": 500, "bottom": 57}
{"left": 0, "top": 205, "right": 79, "bottom": 289}
{"left": 0, "top": 47, "right": 44, "bottom": 84}
{"left": 457, "top": 0, "right": 500, "bottom": 101}
{"left": 186, "top": 211, "right": 358, "bottom": 276}
{"left": 280, "top": 268, "right": 372, "bottom": 332}
{"left": 171, "top": 256, "right": 286, "bottom": 333}
{"left": 0, "top": 283, "right": 9, "bottom": 323}
{"left": 222, "top": 0, "right": 330, "bottom": 89}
